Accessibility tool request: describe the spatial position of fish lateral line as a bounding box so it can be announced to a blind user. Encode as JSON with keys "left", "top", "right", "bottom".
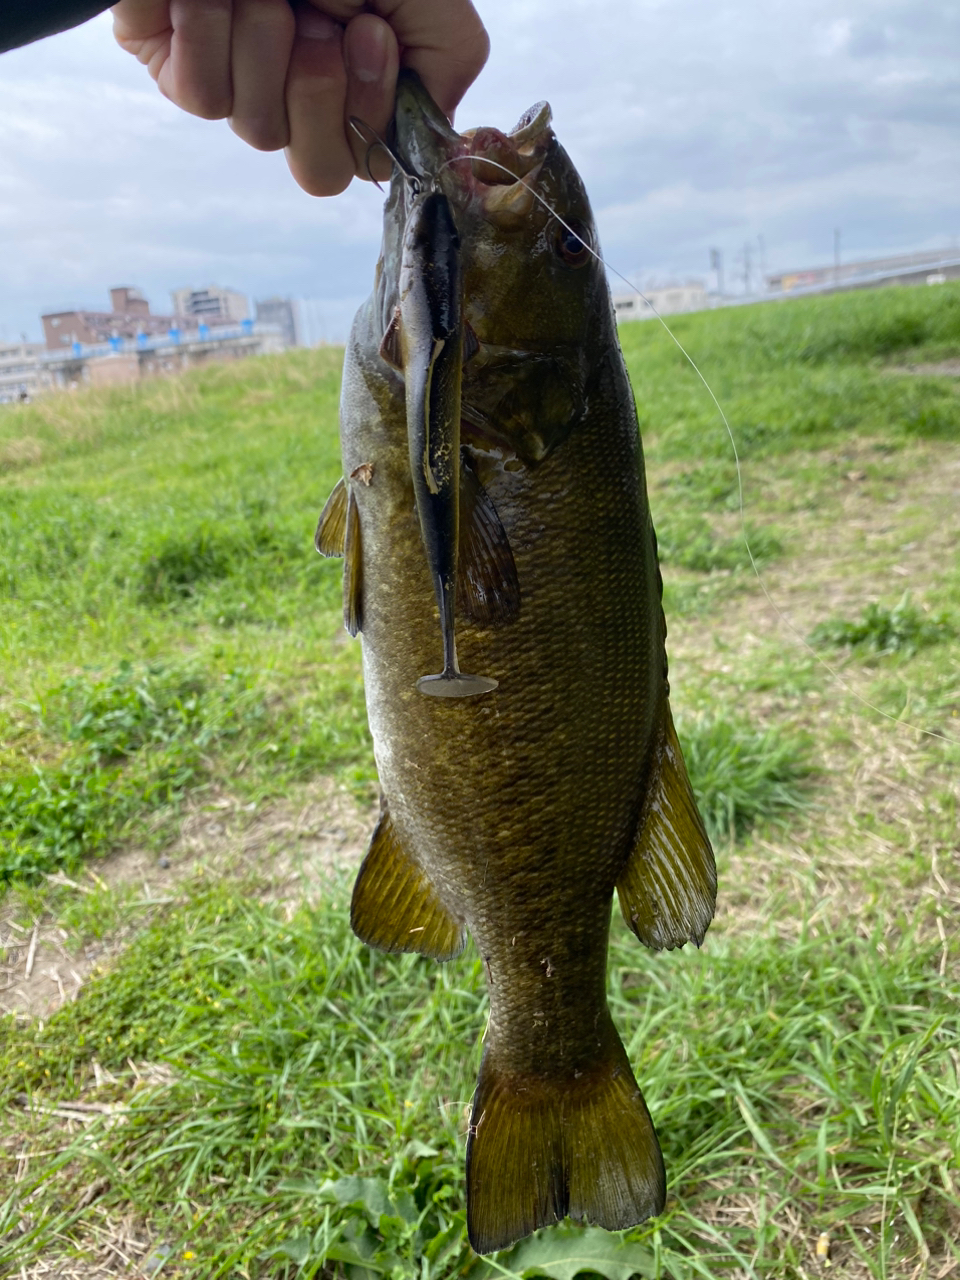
{"left": 430, "top": 148, "right": 958, "bottom": 748}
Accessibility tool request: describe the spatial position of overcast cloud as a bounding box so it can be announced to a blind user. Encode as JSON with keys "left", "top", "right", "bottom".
{"left": 1, "top": 0, "right": 958, "bottom": 341}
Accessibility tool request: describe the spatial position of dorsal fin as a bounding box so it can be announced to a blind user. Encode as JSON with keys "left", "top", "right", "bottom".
{"left": 351, "top": 799, "right": 466, "bottom": 961}
{"left": 342, "top": 485, "right": 363, "bottom": 636}
{"left": 379, "top": 307, "right": 403, "bottom": 370}
{"left": 458, "top": 457, "right": 521, "bottom": 627}
{"left": 616, "top": 702, "right": 716, "bottom": 951}
{"left": 315, "top": 477, "right": 347, "bottom": 557}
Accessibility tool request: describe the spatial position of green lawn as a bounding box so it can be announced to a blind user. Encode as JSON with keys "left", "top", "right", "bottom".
{"left": 1, "top": 284, "right": 958, "bottom": 1278}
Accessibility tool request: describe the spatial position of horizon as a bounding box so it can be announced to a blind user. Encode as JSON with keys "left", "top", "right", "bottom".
{"left": 2, "top": 1, "right": 958, "bottom": 344}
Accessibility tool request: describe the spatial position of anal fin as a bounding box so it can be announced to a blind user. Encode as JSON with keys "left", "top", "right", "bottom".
{"left": 342, "top": 485, "right": 363, "bottom": 636}
{"left": 466, "top": 1023, "right": 665, "bottom": 1254}
{"left": 351, "top": 800, "right": 466, "bottom": 962}
{"left": 617, "top": 702, "right": 716, "bottom": 951}
{"left": 458, "top": 454, "right": 521, "bottom": 627}
{"left": 315, "top": 477, "right": 347, "bottom": 557}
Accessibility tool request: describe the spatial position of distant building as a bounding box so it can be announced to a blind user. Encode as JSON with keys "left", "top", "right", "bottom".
{"left": 255, "top": 297, "right": 298, "bottom": 348}
{"left": 613, "top": 281, "right": 709, "bottom": 322}
{"left": 30, "top": 283, "right": 280, "bottom": 394}
{"left": 767, "top": 247, "right": 960, "bottom": 295}
{"left": 41, "top": 286, "right": 190, "bottom": 352}
{"left": 171, "top": 285, "right": 249, "bottom": 324}
{"left": 109, "top": 286, "right": 150, "bottom": 317}
{"left": 0, "top": 340, "right": 45, "bottom": 402}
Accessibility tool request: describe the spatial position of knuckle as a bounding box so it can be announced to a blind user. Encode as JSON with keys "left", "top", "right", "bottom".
{"left": 295, "top": 166, "right": 353, "bottom": 197}
{"left": 230, "top": 117, "right": 289, "bottom": 152}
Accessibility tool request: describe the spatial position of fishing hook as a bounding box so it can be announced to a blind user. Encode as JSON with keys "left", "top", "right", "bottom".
{"left": 349, "top": 117, "right": 423, "bottom": 194}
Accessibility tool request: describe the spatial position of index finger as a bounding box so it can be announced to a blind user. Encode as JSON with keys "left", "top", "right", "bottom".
{"left": 113, "top": 0, "right": 233, "bottom": 118}
{"left": 304, "top": 0, "right": 489, "bottom": 120}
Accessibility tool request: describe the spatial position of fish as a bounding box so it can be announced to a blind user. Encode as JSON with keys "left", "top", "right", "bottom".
{"left": 316, "top": 71, "right": 717, "bottom": 1256}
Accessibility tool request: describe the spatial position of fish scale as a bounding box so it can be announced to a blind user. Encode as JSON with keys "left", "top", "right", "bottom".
{"left": 317, "top": 71, "right": 717, "bottom": 1255}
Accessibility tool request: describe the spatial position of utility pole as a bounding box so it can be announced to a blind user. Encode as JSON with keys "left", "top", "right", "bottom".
{"left": 743, "top": 241, "right": 752, "bottom": 295}
{"left": 709, "top": 247, "right": 724, "bottom": 297}
{"left": 834, "top": 227, "right": 841, "bottom": 284}
{"left": 757, "top": 234, "right": 767, "bottom": 292}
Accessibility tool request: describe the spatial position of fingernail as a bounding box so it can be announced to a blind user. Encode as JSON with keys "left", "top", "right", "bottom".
{"left": 296, "top": 7, "right": 339, "bottom": 39}
{"left": 346, "top": 22, "right": 388, "bottom": 83}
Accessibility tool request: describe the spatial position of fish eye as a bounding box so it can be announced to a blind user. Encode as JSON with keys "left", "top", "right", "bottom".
{"left": 555, "top": 220, "right": 591, "bottom": 266}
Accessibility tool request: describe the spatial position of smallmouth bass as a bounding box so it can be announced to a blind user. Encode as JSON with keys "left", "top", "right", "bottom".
{"left": 317, "top": 72, "right": 717, "bottom": 1255}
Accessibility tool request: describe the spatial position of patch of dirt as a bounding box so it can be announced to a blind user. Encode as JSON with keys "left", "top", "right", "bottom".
{"left": 0, "top": 778, "right": 374, "bottom": 1022}
{"left": 894, "top": 359, "right": 960, "bottom": 377}
{"left": 666, "top": 439, "right": 960, "bottom": 959}
{"left": 669, "top": 441, "right": 960, "bottom": 673}
{"left": 7, "top": 1204, "right": 173, "bottom": 1280}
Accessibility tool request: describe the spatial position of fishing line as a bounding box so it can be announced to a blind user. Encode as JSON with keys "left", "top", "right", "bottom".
{"left": 432, "top": 149, "right": 958, "bottom": 748}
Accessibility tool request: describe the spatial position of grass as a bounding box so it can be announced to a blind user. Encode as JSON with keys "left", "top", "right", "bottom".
{"left": 1, "top": 880, "right": 956, "bottom": 1277}
{"left": 655, "top": 515, "right": 782, "bottom": 574}
{"left": 0, "top": 661, "right": 269, "bottom": 882}
{"left": 0, "top": 349, "right": 374, "bottom": 883}
{"left": 677, "top": 714, "right": 813, "bottom": 844}
{"left": 1, "top": 283, "right": 959, "bottom": 1276}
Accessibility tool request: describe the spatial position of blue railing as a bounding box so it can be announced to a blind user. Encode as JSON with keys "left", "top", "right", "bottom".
{"left": 40, "top": 320, "right": 279, "bottom": 364}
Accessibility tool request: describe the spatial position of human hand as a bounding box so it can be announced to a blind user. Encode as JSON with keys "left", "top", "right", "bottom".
{"left": 111, "top": 0, "right": 489, "bottom": 195}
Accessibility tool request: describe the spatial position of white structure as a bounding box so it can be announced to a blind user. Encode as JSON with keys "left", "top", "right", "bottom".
{"left": 294, "top": 297, "right": 364, "bottom": 346}
{"left": 171, "top": 285, "right": 249, "bottom": 324}
{"left": 255, "top": 297, "right": 298, "bottom": 348}
{"left": 613, "top": 281, "right": 709, "bottom": 322}
{"left": 0, "top": 341, "right": 44, "bottom": 402}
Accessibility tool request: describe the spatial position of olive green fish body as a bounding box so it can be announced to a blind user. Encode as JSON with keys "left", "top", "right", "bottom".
{"left": 323, "top": 73, "right": 717, "bottom": 1255}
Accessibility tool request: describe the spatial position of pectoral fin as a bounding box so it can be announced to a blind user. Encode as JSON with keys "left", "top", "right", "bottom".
{"left": 315, "top": 478, "right": 347, "bottom": 557}
{"left": 617, "top": 703, "right": 716, "bottom": 951}
{"left": 379, "top": 307, "right": 403, "bottom": 370}
{"left": 351, "top": 800, "right": 466, "bottom": 962}
{"left": 342, "top": 485, "right": 363, "bottom": 637}
{"left": 458, "top": 458, "right": 521, "bottom": 627}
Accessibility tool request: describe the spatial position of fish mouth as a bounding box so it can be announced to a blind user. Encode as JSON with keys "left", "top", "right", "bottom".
{"left": 393, "top": 71, "right": 553, "bottom": 227}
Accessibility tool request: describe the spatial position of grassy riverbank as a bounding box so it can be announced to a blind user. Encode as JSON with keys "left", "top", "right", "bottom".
{"left": 1, "top": 283, "right": 958, "bottom": 1277}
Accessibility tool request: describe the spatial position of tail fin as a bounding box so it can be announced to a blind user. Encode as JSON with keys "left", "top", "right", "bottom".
{"left": 466, "top": 1033, "right": 665, "bottom": 1254}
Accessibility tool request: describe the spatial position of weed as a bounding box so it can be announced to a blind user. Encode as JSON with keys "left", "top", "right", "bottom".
{"left": 810, "top": 592, "right": 956, "bottom": 658}
{"left": 678, "top": 713, "right": 814, "bottom": 843}
{"left": 54, "top": 661, "right": 211, "bottom": 759}
{"left": 1, "top": 762, "right": 123, "bottom": 881}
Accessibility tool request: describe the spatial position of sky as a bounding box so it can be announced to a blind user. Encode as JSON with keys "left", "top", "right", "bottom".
{"left": 1, "top": 0, "right": 958, "bottom": 342}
